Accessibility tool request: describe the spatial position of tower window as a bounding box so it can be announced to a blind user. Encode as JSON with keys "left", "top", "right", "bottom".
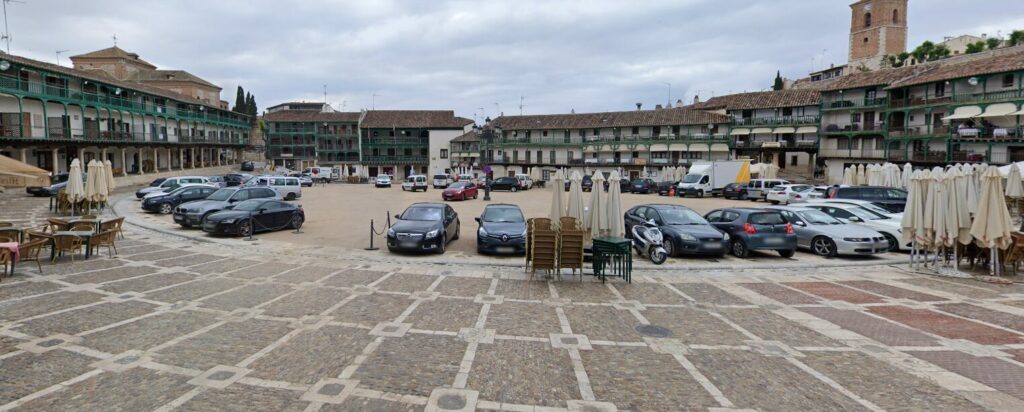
{"left": 892, "top": 9, "right": 899, "bottom": 23}
{"left": 864, "top": 12, "right": 872, "bottom": 28}
{"left": 864, "top": 37, "right": 869, "bottom": 43}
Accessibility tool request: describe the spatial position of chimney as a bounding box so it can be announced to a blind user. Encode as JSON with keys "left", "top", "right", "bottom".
{"left": 676, "top": 99, "right": 684, "bottom": 108}
{"left": 635, "top": 102, "right": 642, "bottom": 111}
{"left": 693, "top": 95, "right": 700, "bottom": 105}
{"left": 570, "top": 109, "right": 575, "bottom": 114}
{"left": 655, "top": 104, "right": 663, "bottom": 110}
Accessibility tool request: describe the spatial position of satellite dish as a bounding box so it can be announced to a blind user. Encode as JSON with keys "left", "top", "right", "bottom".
{"left": 968, "top": 77, "right": 979, "bottom": 86}
{"left": 0, "top": 60, "right": 9, "bottom": 71}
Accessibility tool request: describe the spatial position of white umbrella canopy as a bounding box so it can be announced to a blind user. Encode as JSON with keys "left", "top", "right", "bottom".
{"left": 949, "top": 167, "right": 973, "bottom": 245}
{"left": 103, "top": 159, "right": 116, "bottom": 191}
{"left": 965, "top": 164, "right": 979, "bottom": 214}
{"left": 971, "top": 166, "right": 1014, "bottom": 250}
{"left": 587, "top": 171, "right": 607, "bottom": 240}
{"left": 642, "top": 166, "right": 648, "bottom": 178}
{"left": 92, "top": 160, "right": 109, "bottom": 203}
{"left": 84, "top": 160, "right": 99, "bottom": 203}
{"left": 66, "top": 158, "right": 86, "bottom": 203}
{"left": 901, "top": 170, "right": 926, "bottom": 244}
{"left": 1006, "top": 163, "right": 1024, "bottom": 198}
{"left": 901, "top": 163, "right": 913, "bottom": 190}
{"left": 549, "top": 170, "right": 566, "bottom": 228}
{"left": 856, "top": 164, "right": 867, "bottom": 186}
{"left": 606, "top": 170, "right": 625, "bottom": 238}
{"left": 842, "top": 167, "right": 855, "bottom": 186}
{"left": 931, "top": 169, "right": 953, "bottom": 248}
{"left": 567, "top": 171, "right": 586, "bottom": 224}
{"left": 920, "top": 168, "right": 942, "bottom": 247}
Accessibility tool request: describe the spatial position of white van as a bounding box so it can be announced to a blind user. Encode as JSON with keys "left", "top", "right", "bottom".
{"left": 513, "top": 174, "right": 533, "bottom": 190}
{"left": 746, "top": 179, "right": 790, "bottom": 202}
{"left": 302, "top": 167, "right": 333, "bottom": 183}
{"left": 432, "top": 174, "right": 453, "bottom": 189}
{"left": 402, "top": 175, "right": 429, "bottom": 192}
{"left": 252, "top": 175, "right": 302, "bottom": 200}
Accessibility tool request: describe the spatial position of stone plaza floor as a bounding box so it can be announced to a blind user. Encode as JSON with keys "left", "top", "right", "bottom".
{"left": 3, "top": 191, "right": 1024, "bottom": 410}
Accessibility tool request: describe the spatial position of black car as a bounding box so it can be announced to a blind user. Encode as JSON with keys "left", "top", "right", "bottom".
{"left": 705, "top": 208, "right": 798, "bottom": 258}
{"left": 603, "top": 177, "right": 632, "bottom": 193}
{"left": 656, "top": 181, "right": 677, "bottom": 196}
{"left": 489, "top": 177, "right": 522, "bottom": 192}
{"left": 629, "top": 178, "right": 657, "bottom": 194}
{"left": 26, "top": 173, "right": 70, "bottom": 197}
{"left": 825, "top": 186, "right": 907, "bottom": 213}
{"left": 564, "top": 175, "right": 594, "bottom": 192}
{"left": 625, "top": 204, "right": 729, "bottom": 257}
{"left": 722, "top": 182, "right": 748, "bottom": 200}
{"left": 387, "top": 203, "right": 460, "bottom": 254}
{"left": 240, "top": 160, "right": 255, "bottom": 172}
{"left": 223, "top": 174, "right": 250, "bottom": 187}
{"left": 142, "top": 185, "right": 219, "bottom": 214}
{"left": 202, "top": 199, "right": 305, "bottom": 237}
{"left": 476, "top": 204, "right": 527, "bottom": 255}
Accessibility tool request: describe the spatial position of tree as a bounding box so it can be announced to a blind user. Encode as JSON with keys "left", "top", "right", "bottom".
{"left": 929, "top": 44, "right": 951, "bottom": 60}
{"left": 1010, "top": 30, "right": 1024, "bottom": 47}
{"left": 772, "top": 70, "right": 784, "bottom": 91}
{"left": 965, "top": 41, "right": 986, "bottom": 54}
{"left": 987, "top": 37, "right": 1002, "bottom": 50}
{"left": 885, "top": 52, "right": 911, "bottom": 68}
{"left": 232, "top": 86, "right": 245, "bottom": 113}
{"left": 911, "top": 41, "right": 935, "bottom": 63}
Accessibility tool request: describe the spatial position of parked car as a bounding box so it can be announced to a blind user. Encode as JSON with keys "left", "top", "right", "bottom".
{"left": 625, "top": 204, "right": 729, "bottom": 257}
{"left": 240, "top": 160, "right": 255, "bottom": 171}
{"left": 433, "top": 174, "right": 453, "bottom": 189}
{"left": 387, "top": 203, "right": 460, "bottom": 254}
{"left": 802, "top": 202, "right": 906, "bottom": 252}
{"left": 142, "top": 182, "right": 215, "bottom": 200}
{"left": 565, "top": 174, "right": 595, "bottom": 192}
{"left": 299, "top": 176, "right": 313, "bottom": 187}
{"left": 402, "top": 175, "right": 429, "bottom": 192}
{"left": 745, "top": 179, "right": 789, "bottom": 202}
{"left": 490, "top": 176, "right": 522, "bottom": 192}
{"left": 604, "top": 177, "right": 632, "bottom": 193}
{"left": 513, "top": 174, "right": 534, "bottom": 190}
{"left": 202, "top": 199, "right": 305, "bottom": 237}
{"left": 136, "top": 176, "right": 210, "bottom": 199}
{"left": 375, "top": 175, "right": 392, "bottom": 188}
{"left": 476, "top": 204, "right": 527, "bottom": 255}
{"left": 442, "top": 181, "right": 479, "bottom": 201}
{"left": 721, "top": 182, "right": 748, "bottom": 200}
{"left": 705, "top": 208, "right": 797, "bottom": 258}
{"left": 26, "top": 172, "right": 85, "bottom": 197}
{"left": 766, "top": 206, "right": 889, "bottom": 257}
{"left": 207, "top": 176, "right": 227, "bottom": 188}
{"left": 250, "top": 175, "right": 302, "bottom": 200}
{"left": 224, "top": 174, "right": 251, "bottom": 187}
{"left": 457, "top": 174, "right": 476, "bottom": 184}
{"left": 629, "top": 178, "right": 657, "bottom": 194}
{"left": 656, "top": 181, "right": 677, "bottom": 196}
{"left": 766, "top": 184, "right": 821, "bottom": 205}
{"left": 173, "top": 186, "right": 279, "bottom": 228}
{"left": 142, "top": 184, "right": 219, "bottom": 214}
{"left": 824, "top": 186, "right": 908, "bottom": 213}
{"left": 811, "top": 198, "right": 903, "bottom": 220}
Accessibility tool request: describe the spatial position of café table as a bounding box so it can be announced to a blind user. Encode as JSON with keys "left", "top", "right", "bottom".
{"left": 592, "top": 236, "right": 632, "bottom": 283}
{"left": 51, "top": 231, "right": 97, "bottom": 260}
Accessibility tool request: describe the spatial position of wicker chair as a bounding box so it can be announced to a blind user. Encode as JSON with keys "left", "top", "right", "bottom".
{"left": 0, "top": 228, "right": 19, "bottom": 242}
{"left": 51, "top": 234, "right": 84, "bottom": 262}
{"left": 90, "top": 229, "right": 118, "bottom": 258}
{"left": 0, "top": 248, "right": 11, "bottom": 278}
{"left": 69, "top": 222, "right": 95, "bottom": 232}
{"left": 528, "top": 218, "right": 558, "bottom": 280}
{"left": 47, "top": 217, "right": 71, "bottom": 233}
{"left": 101, "top": 217, "right": 126, "bottom": 240}
{"left": 557, "top": 217, "right": 585, "bottom": 281}
{"left": 1002, "top": 233, "right": 1024, "bottom": 275}
{"left": 0, "top": 235, "right": 14, "bottom": 243}
{"left": 17, "top": 238, "right": 48, "bottom": 274}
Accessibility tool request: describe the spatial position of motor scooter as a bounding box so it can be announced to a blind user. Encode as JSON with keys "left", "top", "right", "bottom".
{"left": 631, "top": 220, "right": 668, "bottom": 264}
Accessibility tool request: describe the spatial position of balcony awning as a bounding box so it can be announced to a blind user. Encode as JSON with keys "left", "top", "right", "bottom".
{"left": 773, "top": 127, "right": 796, "bottom": 134}
{"left": 942, "top": 105, "right": 982, "bottom": 120}
{"left": 730, "top": 128, "right": 751, "bottom": 136}
{"left": 796, "top": 126, "right": 818, "bottom": 134}
{"left": 751, "top": 128, "right": 773, "bottom": 134}
{"left": 974, "top": 103, "right": 1019, "bottom": 118}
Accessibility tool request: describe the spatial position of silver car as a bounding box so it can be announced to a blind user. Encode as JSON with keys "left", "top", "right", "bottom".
{"left": 767, "top": 206, "right": 889, "bottom": 257}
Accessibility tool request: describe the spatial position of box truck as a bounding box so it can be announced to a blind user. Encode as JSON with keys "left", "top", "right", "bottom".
{"left": 677, "top": 160, "right": 751, "bottom": 197}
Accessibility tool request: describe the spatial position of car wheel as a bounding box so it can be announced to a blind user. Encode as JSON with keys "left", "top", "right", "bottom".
{"left": 237, "top": 220, "right": 253, "bottom": 237}
{"left": 731, "top": 239, "right": 749, "bottom": 258}
{"left": 811, "top": 236, "right": 837, "bottom": 257}
{"left": 769, "top": 200, "right": 779, "bottom": 205}
{"left": 453, "top": 223, "right": 460, "bottom": 240}
{"left": 511, "top": 186, "right": 518, "bottom": 192}
{"left": 697, "top": 190, "right": 705, "bottom": 198}
{"left": 473, "top": 192, "right": 478, "bottom": 199}
{"left": 778, "top": 249, "right": 796, "bottom": 258}
{"left": 462, "top": 193, "right": 467, "bottom": 201}
{"left": 739, "top": 191, "right": 748, "bottom": 200}
{"left": 290, "top": 214, "right": 304, "bottom": 229}
{"left": 159, "top": 202, "right": 173, "bottom": 214}
{"left": 662, "top": 238, "right": 675, "bottom": 257}
{"left": 401, "top": 186, "right": 406, "bottom": 191}
{"left": 437, "top": 236, "right": 446, "bottom": 254}
{"left": 883, "top": 233, "right": 900, "bottom": 252}
{"left": 286, "top": 192, "right": 297, "bottom": 201}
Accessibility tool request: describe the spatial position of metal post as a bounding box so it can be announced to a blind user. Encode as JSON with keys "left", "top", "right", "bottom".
{"left": 365, "top": 219, "right": 379, "bottom": 250}
{"left": 483, "top": 181, "right": 491, "bottom": 201}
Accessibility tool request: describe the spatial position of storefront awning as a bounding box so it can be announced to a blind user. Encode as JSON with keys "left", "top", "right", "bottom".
{"left": 942, "top": 105, "right": 982, "bottom": 120}
{"left": 975, "top": 103, "right": 1019, "bottom": 118}
{"left": 730, "top": 128, "right": 750, "bottom": 136}
{"left": 773, "top": 127, "right": 796, "bottom": 134}
{"left": 751, "top": 128, "right": 773, "bottom": 134}
{"left": 795, "top": 126, "right": 818, "bottom": 134}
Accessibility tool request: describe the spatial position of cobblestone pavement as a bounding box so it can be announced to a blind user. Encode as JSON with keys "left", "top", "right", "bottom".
{"left": 4, "top": 192, "right": 1024, "bottom": 411}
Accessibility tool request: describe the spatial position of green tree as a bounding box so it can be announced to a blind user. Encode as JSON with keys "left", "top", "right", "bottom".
{"left": 929, "top": 44, "right": 951, "bottom": 60}
{"left": 232, "top": 86, "right": 245, "bottom": 113}
{"left": 986, "top": 37, "right": 1002, "bottom": 50}
{"left": 1010, "top": 30, "right": 1024, "bottom": 46}
{"left": 885, "top": 52, "right": 911, "bottom": 68}
{"left": 772, "top": 70, "right": 784, "bottom": 91}
{"left": 911, "top": 41, "right": 934, "bottom": 63}
{"left": 965, "top": 41, "right": 986, "bottom": 54}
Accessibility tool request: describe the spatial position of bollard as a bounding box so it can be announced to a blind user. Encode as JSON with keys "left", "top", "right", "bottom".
{"left": 364, "top": 219, "right": 380, "bottom": 250}
{"left": 483, "top": 184, "right": 491, "bottom": 201}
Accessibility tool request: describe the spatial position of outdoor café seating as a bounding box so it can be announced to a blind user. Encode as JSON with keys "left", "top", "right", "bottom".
{"left": 526, "top": 217, "right": 587, "bottom": 281}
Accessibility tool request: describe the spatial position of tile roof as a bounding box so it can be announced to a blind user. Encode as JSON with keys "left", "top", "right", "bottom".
{"left": 451, "top": 130, "right": 481, "bottom": 142}
{"left": 69, "top": 46, "right": 155, "bottom": 68}
{"left": 490, "top": 107, "right": 729, "bottom": 130}
{"left": 885, "top": 47, "right": 1024, "bottom": 89}
{"left": 818, "top": 64, "right": 930, "bottom": 91}
{"left": 694, "top": 90, "right": 821, "bottom": 110}
{"left": 361, "top": 110, "right": 473, "bottom": 129}
{"left": 263, "top": 110, "right": 361, "bottom": 123}
{"left": 129, "top": 69, "right": 219, "bottom": 89}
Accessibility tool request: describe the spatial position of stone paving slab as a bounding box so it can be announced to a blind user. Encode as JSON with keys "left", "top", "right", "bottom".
{"left": 353, "top": 334, "right": 465, "bottom": 397}
{"left": 469, "top": 339, "right": 578, "bottom": 407}
{"left": 0, "top": 291, "right": 106, "bottom": 321}
{"left": 152, "top": 253, "right": 225, "bottom": 268}
{"left": 935, "top": 303, "right": 1024, "bottom": 333}
{"left": 17, "top": 368, "right": 194, "bottom": 411}
{"left": 643, "top": 307, "right": 751, "bottom": 345}
{"left": 484, "top": 301, "right": 562, "bottom": 338}
{"left": 715, "top": 307, "right": 840, "bottom": 347}
{"left": 799, "top": 306, "right": 938, "bottom": 346}
{"left": 271, "top": 265, "right": 339, "bottom": 284}
{"left": 376, "top": 273, "right": 439, "bottom": 293}
{"left": 582, "top": 345, "right": 716, "bottom": 410}
{"left": 248, "top": 325, "right": 376, "bottom": 384}
{"left": 260, "top": 287, "right": 351, "bottom": 318}
{"left": 16, "top": 300, "right": 157, "bottom": 337}
{"left": 175, "top": 384, "right": 309, "bottom": 411}
{"left": 0, "top": 350, "right": 94, "bottom": 404}
{"left": 144, "top": 278, "right": 240, "bottom": 303}
{"left": 63, "top": 265, "right": 160, "bottom": 285}
{"left": 99, "top": 272, "right": 197, "bottom": 294}
{"left": 199, "top": 284, "right": 295, "bottom": 311}
{"left": 155, "top": 319, "right": 293, "bottom": 371}
{"left": 321, "top": 269, "right": 389, "bottom": 288}
{"left": 912, "top": 351, "right": 1024, "bottom": 401}
{"left": 188, "top": 258, "right": 261, "bottom": 275}
{"left": 81, "top": 310, "right": 220, "bottom": 354}
{"left": 672, "top": 282, "right": 750, "bottom": 305}
{"left": 562, "top": 305, "right": 644, "bottom": 342}
{"left": 869, "top": 306, "right": 1024, "bottom": 345}
{"left": 404, "top": 298, "right": 483, "bottom": 333}
{"left": 0, "top": 281, "right": 63, "bottom": 300}
{"left": 433, "top": 276, "right": 493, "bottom": 297}
{"left": 330, "top": 293, "right": 412, "bottom": 326}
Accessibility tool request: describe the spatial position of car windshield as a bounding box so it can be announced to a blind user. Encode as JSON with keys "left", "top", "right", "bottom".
{"left": 232, "top": 199, "right": 266, "bottom": 211}
{"left": 749, "top": 213, "right": 785, "bottom": 225}
{"left": 849, "top": 206, "right": 887, "bottom": 221}
{"left": 483, "top": 207, "right": 524, "bottom": 223}
{"left": 206, "top": 189, "right": 235, "bottom": 201}
{"left": 681, "top": 174, "right": 701, "bottom": 183}
{"left": 798, "top": 210, "right": 841, "bottom": 225}
{"left": 791, "top": 185, "right": 813, "bottom": 192}
{"left": 402, "top": 207, "right": 442, "bottom": 221}
{"left": 856, "top": 202, "right": 894, "bottom": 215}
{"left": 433, "top": 175, "right": 447, "bottom": 179}
{"left": 449, "top": 182, "right": 469, "bottom": 189}
{"left": 657, "top": 207, "right": 706, "bottom": 225}
{"left": 631, "top": 179, "right": 645, "bottom": 185}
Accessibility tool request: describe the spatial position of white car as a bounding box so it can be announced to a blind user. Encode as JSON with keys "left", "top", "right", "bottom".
{"left": 513, "top": 174, "right": 534, "bottom": 190}
{"left": 809, "top": 199, "right": 903, "bottom": 220}
{"left": 432, "top": 174, "right": 453, "bottom": 189}
{"left": 375, "top": 175, "right": 392, "bottom": 188}
{"left": 802, "top": 202, "right": 907, "bottom": 252}
{"left": 402, "top": 175, "right": 429, "bottom": 192}
{"left": 766, "top": 184, "right": 822, "bottom": 204}
{"left": 141, "top": 183, "right": 215, "bottom": 200}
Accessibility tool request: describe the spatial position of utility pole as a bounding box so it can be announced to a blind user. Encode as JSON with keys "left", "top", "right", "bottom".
{"left": 519, "top": 96, "right": 525, "bottom": 115}
{"left": 1, "top": 0, "right": 23, "bottom": 54}
{"left": 55, "top": 49, "right": 69, "bottom": 65}
{"left": 663, "top": 82, "right": 672, "bottom": 107}
{"left": 372, "top": 93, "right": 379, "bottom": 110}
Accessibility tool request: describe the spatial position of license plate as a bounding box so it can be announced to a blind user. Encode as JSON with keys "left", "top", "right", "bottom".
{"left": 401, "top": 241, "right": 419, "bottom": 248}
{"left": 173, "top": 215, "right": 184, "bottom": 222}
{"left": 705, "top": 243, "right": 722, "bottom": 249}
{"left": 496, "top": 247, "right": 514, "bottom": 254}
{"left": 764, "top": 237, "right": 784, "bottom": 245}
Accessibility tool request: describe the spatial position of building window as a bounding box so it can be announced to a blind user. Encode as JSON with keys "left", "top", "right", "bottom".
{"left": 851, "top": 113, "right": 861, "bottom": 123}
{"left": 838, "top": 138, "right": 849, "bottom": 150}
{"left": 863, "top": 37, "right": 869, "bottom": 43}
{"left": 892, "top": 9, "right": 899, "bottom": 23}
{"left": 864, "top": 12, "right": 872, "bottom": 28}
{"left": 875, "top": 138, "right": 884, "bottom": 150}
{"left": 1003, "top": 74, "right": 1015, "bottom": 88}
{"left": 567, "top": 152, "right": 574, "bottom": 162}
{"left": 579, "top": 129, "right": 585, "bottom": 137}
{"left": 542, "top": 130, "right": 548, "bottom": 137}
{"left": 550, "top": 151, "right": 556, "bottom": 163}
{"left": 782, "top": 107, "right": 793, "bottom": 117}
{"left": 935, "top": 82, "right": 946, "bottom": 97}
{"left": 440, "top": 149, "right": 448, "bottom": 159}
{"left": 631, "top": 127, "right": 639, "bottom": 135}
{"left": 537, "top": 150, "right": 543, "bottom": 163}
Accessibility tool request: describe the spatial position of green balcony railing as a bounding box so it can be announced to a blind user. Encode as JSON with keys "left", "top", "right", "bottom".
{"left": 821, "top": 97, "right": 888, "bottom": 111}
{"left": 730, "top": 116, "right": 819, "bottom": 127}
{"left": 362, "top": 155, "right": 429, "bottom": 164}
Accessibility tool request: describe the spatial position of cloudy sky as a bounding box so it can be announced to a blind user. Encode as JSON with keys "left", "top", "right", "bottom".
{"left": 8, "top": 0, "right": 1024, "bottom": 121}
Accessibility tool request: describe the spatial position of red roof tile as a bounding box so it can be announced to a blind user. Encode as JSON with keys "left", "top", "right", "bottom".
{"left": 361, "top": 110, "right": 473, "bottom": 129}
{"left": 491, "top": 107, "right": 728, "bottom": 130}
{"left": 695, "top": 90, "right": 821, "bottom": 110}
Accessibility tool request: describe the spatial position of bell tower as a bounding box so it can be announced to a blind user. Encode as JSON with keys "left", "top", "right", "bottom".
{"left": 848, "top": 0, "right": 908, "bottom": 70}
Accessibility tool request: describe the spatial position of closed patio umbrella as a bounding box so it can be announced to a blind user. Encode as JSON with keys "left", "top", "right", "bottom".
{"left": 921, "top": 168, "right": 941, "bottom": 248}
{"left": 1005, "top": 163, "right": 1024, "bottom": 199}
{"left": 965, "top": 164, "right": 979, "bottom": 214}
{"left": 842, "top": 167, "right": 854, "bottom": 186}
{"left": 856, "top": 164, "right": 866, "bottom": 186}
{"left": 931, "top": 168, "right": 952, "bottom": 250}
{"left": 549, "top": 170, "right": 566, "bottom": 229}
{"left": 84, "top": 160, "right": 99, "bottom": 203}
{"left": 901, "top": 163, "right": 913, "bottom": 190}
{"left": 971, "top": 166, "right": 1015, "bottom": 275}
{"left": 66, "top": 159, "right": 85, "bottom": 203}
{"left": 567, "top": 171, "right": 585, "bottom": 223}
{"left": 607, "top": 170, "right": 624, "bottom": 238}
{"left": 103, "top": 159, "right": 116, "bottom": 191}
{"left": 587, "top": 171, "right": 607, "bottom": 240}
{"left": 92, "top": 160, "right": 109, "bottom": 205}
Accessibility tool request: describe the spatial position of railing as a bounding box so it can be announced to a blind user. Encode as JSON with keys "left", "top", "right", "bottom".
{"left": 819, "top": 148, "right": 886, "bottom": 159}
{"left": 889, "top": 95, "right": 952, "bottom": 109}
{"left": 318, "top": 154, "right": 360, "bottom": 162}
{"left": 887, "top": 151, "right": 947, "bottom": 162}
{"left": 950, "top": 89, "right": 1023, "bottom": 104}
{"left": 822, "top": 123, "right": 886, "bottom": 134}
{"left": 950, "top": 151, "right": 987, "bottom": 162}
{"left": 486, "top": 134, "right": 731, "bottom": 146}
{"left": 952, "top": 126, "right": 1022, "bottom": 140}
{"left": 888, "top": 125, "right": 949, "bottom": 138}
{"left": 821, "top": 97, "right": 889, "bottom": 110}
{"left": 363, "top": 138, "right": 429, "bottom": 147}
{"left": 730, "top": 116, "right": 819, "bottom": 127}
{"left": 362, "top": 155, "right": 429, "bottom": 164}
{"left": 733, "top": 140, "right": 818, "bottom": 149}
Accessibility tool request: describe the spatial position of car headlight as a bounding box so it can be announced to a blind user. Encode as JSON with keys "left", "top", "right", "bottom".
{"left": 676, "top": 233, "right": 697, "bottom": 242}
{"left": 221, "top": 218, "right": 236, "bottom": 224}
{"left": 521, "top": 229, "right": 528, "bottom": 238}
{"left": 388, "top": 228, "right": 395, "bottom": 237}
{"left": 425, "top": 229, "right": 439, "bottom": 239}
{"left": 843, "top": 237, "right": 871, "bottom": 242}
{"left": 478, "top": 227, "right": 488, "bottom": 237}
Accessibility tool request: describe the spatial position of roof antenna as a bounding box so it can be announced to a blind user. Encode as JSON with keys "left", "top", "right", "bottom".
{"left": 55, "top": 49, "right": 68, "bottom": 65}
{"left": 112, "top": 33, "right": 117, "bottom": 47}
{"left": 1, "top": 0, "right": 25, "bottom": 54}
{"left": 519, "top": 95, "right": 525, "bottom": 115}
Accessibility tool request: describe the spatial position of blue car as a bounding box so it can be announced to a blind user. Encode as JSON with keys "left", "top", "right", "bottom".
{"left": 476, "top": 204, "right": 527, "bottom": 255}
{"left": 704, "top": 208, "right": 798, "bottom": 258}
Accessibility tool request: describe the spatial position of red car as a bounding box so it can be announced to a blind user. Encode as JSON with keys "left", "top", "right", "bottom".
{"left": 442, "top": 181, "right": 479, "bottom": 201}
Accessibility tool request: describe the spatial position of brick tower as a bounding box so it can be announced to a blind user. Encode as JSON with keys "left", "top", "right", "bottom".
{"left": 848, "top": 0, "right": 908, "bottom": 70}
